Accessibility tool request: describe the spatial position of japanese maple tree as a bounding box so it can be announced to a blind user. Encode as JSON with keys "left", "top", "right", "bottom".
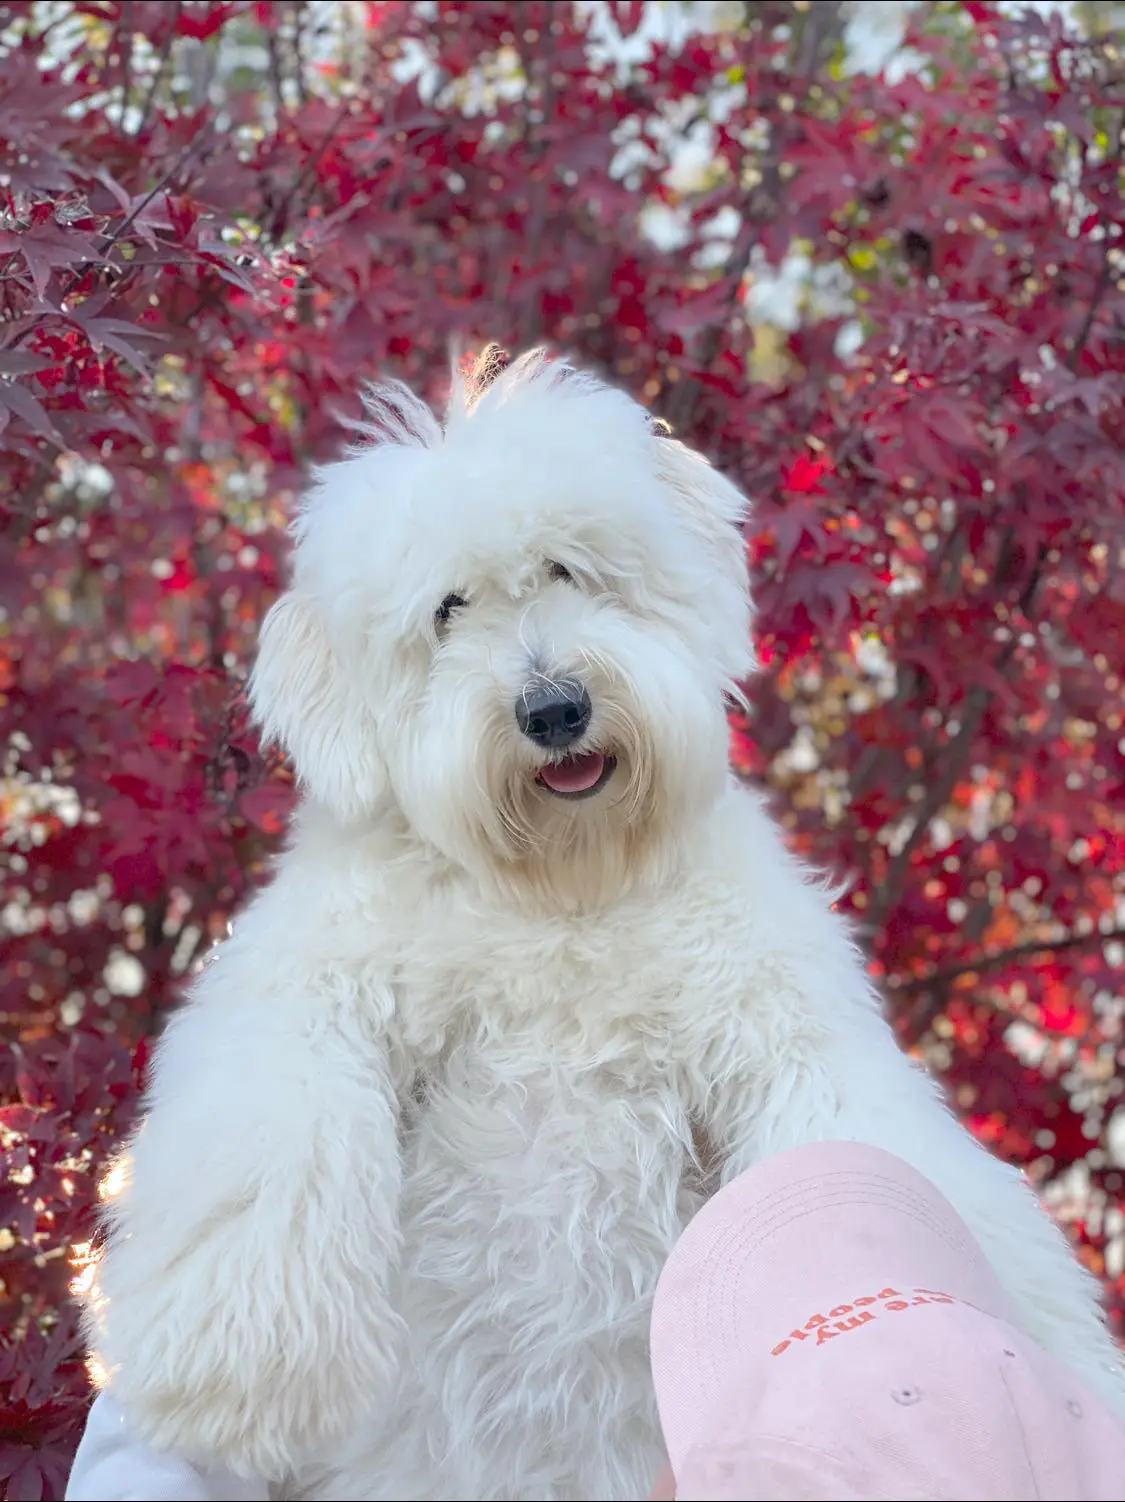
{"left": 1, "top": 2, "right": 1123, "bottom": 1497}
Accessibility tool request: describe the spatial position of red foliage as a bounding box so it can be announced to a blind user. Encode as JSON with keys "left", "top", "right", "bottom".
{"left": 2, "top": 2, "right": 1123, "bottom": 1494}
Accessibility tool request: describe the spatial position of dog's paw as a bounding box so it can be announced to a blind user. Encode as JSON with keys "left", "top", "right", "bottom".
{"left": 81, "top": 971, "right": 405, "bottom": 1479}
{"left": 86, "top": 1169, "right": 402, "bottom": 1479}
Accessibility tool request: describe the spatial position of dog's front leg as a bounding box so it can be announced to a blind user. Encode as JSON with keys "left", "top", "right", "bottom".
{"left": 81, "top": 884, "right": 406, "bottom": 1484}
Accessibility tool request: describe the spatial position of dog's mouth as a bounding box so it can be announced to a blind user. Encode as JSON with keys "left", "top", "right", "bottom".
{"left": 536, "top": 751, "right": 616, "bottom": 800}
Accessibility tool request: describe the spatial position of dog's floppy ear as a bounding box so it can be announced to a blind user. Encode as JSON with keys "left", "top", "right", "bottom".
{"left": 249, "top": 588, "right": 385, "bottom": 822}
{"left": 651, "top": 429, "right": 757, "bottom": 681}
{"left": 651, "top": 421, "right": 748, "bottom": 540}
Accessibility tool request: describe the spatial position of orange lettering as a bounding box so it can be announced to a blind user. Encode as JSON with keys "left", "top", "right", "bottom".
{"left": 829, "top": 1304, "right": 853, "bottom": 1318}
{"left": 815, "top": 1324, "right": 839, "bottom": 1346}
{"left": 853, "top": 1295, "right": 877, "bottom": 1307}
{"left": 804, "top": 1313, "right": 829, "bottom": 1331}
{"left": 771, "top": 1340, "right": 791, "bottom": 1357}
{"left": 876, "top": 1288, "right": 902, "bottom": 1300}
{"left": 885, "top": 1300, "right": 909, "bottom": 1311}
{"left": 834, "top": 1312, "right": 875, "bottom": 1333}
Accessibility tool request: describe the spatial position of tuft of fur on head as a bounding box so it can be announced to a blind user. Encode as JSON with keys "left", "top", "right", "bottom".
{"left": 250, "top": 346, "right": 755, "bottom": 910}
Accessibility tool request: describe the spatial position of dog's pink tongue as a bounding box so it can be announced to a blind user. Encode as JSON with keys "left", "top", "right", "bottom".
{"left": 539, "top": 752, "right": 605, "bottom": 794}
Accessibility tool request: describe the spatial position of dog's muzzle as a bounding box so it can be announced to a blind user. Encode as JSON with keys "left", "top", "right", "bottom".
{"left": 516, "top": 677, "right": 616, "bottom": 799}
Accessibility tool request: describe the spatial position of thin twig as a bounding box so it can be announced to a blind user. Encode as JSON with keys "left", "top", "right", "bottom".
{"left": 867, "top": 678, "right": 992, "bottom": 931}
{"left": 134, "top": 2, "right": 182, "bottom": 140}
{"left": 666, "top": 0, "right": 845, "bottom": 435}
{"left": 895, "top": 924, "right": 1125, "bottom": 996}
{"left": 266, "top": 98, "right": 354, "bottom": 242}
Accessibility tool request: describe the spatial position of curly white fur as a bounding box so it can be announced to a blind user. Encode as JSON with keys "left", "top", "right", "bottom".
{"left": 82, "top": 349, "right": 1124, "bottom": 1500}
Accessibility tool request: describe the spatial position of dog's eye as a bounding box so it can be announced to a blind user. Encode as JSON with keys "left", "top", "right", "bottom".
{"left": 547, "top": 562, "right": 574, "bottom": 583}
{"left": 436, "top": 593, "right": 467, "bottom": 623}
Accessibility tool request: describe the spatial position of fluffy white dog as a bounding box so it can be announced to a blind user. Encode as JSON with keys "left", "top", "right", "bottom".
{"left": 83, "top": 348, "right": 1123, "bottom": 1501}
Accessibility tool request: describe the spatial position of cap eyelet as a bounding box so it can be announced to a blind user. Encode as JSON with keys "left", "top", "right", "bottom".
{"left": 892, "top": 1385, "right": 921, "bottom": 1405}
{"left": 1066, "top": 1399, "right": 1082, "bottom": 1418}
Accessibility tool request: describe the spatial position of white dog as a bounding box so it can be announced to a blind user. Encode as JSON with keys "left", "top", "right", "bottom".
{"left": 82, "top": 348, "right": 1123, "bottom": 1501}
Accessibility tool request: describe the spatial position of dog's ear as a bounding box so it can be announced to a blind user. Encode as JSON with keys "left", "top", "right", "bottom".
{"left": 249, "top": 588, "right": 385, "bottom": 822}
{"left": 651, "top": 431, "right": 757, "bottom": 681}
{"left": 651, "top": 421, "right": 747, "bottom": 537}
{"left": 651, "top": 430, "right": 751, "bottom": 578}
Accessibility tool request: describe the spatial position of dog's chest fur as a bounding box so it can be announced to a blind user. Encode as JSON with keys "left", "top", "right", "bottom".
{"left": 321, "top": 869, "right": 745, "bottom": 1500}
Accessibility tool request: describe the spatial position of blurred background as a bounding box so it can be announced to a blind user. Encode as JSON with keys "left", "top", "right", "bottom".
{"left": 1, "top": 1, "right": 1123, "bottom": 1495}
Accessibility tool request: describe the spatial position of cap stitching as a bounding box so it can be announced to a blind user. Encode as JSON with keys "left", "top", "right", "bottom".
{"left": 692, "top": 1184, "right": 987, "bottom": 1352}
{"left": 997, "top": 1355, "right": 1042, "bottom": 1501}
{"left": 687, "top": 1168, "right": 987, "bottom": 1267}
{"left": 731, "top": 1433, "right": 944, "bottom": 1502}
{"left": 692, "top": 1186, "right": 980, "bottom": 1286}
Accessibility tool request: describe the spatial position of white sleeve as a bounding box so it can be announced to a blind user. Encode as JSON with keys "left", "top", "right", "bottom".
{"left": 65, "top": 1393, "right": 270, "bottom": 1502}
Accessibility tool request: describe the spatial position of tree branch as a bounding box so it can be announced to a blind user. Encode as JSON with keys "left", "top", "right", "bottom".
{"left": 894, "top": 922, "right": 1125, "bottom": 1046}
{"left": 867, "top": 531, "right": 1046, "bottom": 930}
{"left": 134, "top": 2, "right": 182, "bottom": 141}
{"left": 665, "top": 0, "right": 845, "bottom": 435}
{"left": 894, "top": 923, "right": 1125, "bottom": 996}
{"left": 1065, "top": 95, "right": 1122, "bottom": 370}
{"left": 866, "top": 676, "right": 991, "bottom": 930}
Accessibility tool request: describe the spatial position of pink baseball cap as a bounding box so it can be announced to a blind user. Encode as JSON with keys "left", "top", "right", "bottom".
{"left": 650, "top": 1140, "right": 1125, "bottom": 1500}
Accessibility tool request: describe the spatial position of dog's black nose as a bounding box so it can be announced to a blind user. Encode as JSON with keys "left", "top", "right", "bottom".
{"left": 516, "top": 679, "right": 592, "bottom": 749}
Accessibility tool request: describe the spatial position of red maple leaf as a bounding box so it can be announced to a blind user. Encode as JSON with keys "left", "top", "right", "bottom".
{"left": 781, "top": 453, "right": 834, "bottom": 495}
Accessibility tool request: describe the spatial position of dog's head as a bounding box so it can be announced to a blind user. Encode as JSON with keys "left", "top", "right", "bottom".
{"left": 251, "top": 347, "right": 755, "bottom": 906}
